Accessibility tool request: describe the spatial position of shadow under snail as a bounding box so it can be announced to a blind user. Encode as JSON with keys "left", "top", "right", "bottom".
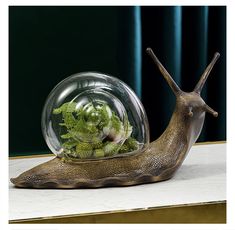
{"left": 11, "top": 48, "right": 220, "bottom": 188}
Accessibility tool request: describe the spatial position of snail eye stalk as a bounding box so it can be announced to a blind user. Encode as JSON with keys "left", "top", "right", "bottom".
{"left": 188, "top": 107, "right": 193, "bottom": 117}
{"left": 204, "top": 104, "right": 218, "bottom": 117}
{"left": 146, "top": 48, "right": 182, "bottom": 96}
{"left": 194, "top": 52, "right": 220, "bottom": 94}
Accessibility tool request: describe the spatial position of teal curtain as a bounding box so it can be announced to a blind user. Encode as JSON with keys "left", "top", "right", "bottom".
{"left": 9, "top": 6, "right": 226, "bottom": 156}
{"left": 117, "top": 6, "right": 142, "bottom": 98}
{"left": 141, "top": 6, "right": 226, "bottom": 142}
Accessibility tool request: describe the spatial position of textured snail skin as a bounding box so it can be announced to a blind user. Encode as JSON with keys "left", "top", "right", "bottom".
{"left": 10, "top": 48, "right": 220, "bottom": 188}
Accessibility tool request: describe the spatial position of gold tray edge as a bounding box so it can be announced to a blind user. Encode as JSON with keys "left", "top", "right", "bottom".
{"left": 9, "top": 200, "right": 226, "bottom": 223}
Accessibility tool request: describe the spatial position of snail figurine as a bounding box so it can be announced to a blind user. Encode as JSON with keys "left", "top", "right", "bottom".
{"left": 11, "top": 48, "right": 220, "bottom": 188}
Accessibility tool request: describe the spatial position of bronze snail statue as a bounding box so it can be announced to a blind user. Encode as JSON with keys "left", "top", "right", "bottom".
{"left": 11, "top": 48, "right": 220, "bottom": 188}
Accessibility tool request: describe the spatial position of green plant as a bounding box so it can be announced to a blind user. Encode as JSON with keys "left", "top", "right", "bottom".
{"left": 53, "top": 101, "right": 139, "bottom": 159}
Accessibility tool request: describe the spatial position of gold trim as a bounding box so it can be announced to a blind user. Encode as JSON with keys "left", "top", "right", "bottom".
{"left": 9, "top": 201, "right": 226, "bottom": 224}
{"left": 9, "top": 153, "right": 54, "bottom": 160}
{"left": 194, "top": 140, "right": 226, "bottom": 146}
{"left": 9, "top": 141, "right": 226, "bottom": 160}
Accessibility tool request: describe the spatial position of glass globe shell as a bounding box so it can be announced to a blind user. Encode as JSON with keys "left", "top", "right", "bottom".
{"left": 41, "top": 72, "right": 150, "bottom": 160}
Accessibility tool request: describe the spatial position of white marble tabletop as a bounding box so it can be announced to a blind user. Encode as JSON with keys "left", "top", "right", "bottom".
{"left": 9, "top": 143, "right": 226, "bottom": 221}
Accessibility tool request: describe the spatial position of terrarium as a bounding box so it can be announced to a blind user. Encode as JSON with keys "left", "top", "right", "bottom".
{"left": 41, "top": 72, "right": 150, "bottom": 160}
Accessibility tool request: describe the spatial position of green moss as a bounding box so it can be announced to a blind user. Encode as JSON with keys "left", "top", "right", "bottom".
{"left": 103, "top": 142, "right": 120, "bottom": 156}
{"left": 61, "top": 133, "right": 73, "bottom": 139}
{"left": 99, "top": 104, "right": 111, "bottom": 127}
{"left": 62, "top": 139, "right": 77, "bottom": 149}
{"left": 111, "top": 113, "right": 121, "bottom": 132}
{"left": 94, "top": 149, "right": 105, "bottom": 158}
{"left": 92, "top": 140, "right": 103, "bottom": 149}
{"left": 75, "top": 142, "right": 93, "bottom": 158}
{"left": 53, "top": 101, "right": 138, "bottom": 159}
{"left": 119, "top": 144, "right": 129, "bottom": 153}
{"left": 125, "top": 137, "right": 139, "bottom": 150}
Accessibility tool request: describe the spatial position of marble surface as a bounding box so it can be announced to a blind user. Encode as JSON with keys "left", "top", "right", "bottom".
{"left": 9, "top": 143, "right": 226, "bottom": 221}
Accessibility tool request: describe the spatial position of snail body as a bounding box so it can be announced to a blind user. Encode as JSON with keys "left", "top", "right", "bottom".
{"left": 10, "top": 48, "right": 220, "bottom": 188}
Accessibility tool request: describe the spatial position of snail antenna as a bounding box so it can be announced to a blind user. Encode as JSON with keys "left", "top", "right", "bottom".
{"left": 146, "top": 48, "right": 182, "bottom": 96}
{"left": 204, "top": 104, "right": 218, "bottom": 117}
{"left": 194, "top": 52, "right": 220, "bottom": 94}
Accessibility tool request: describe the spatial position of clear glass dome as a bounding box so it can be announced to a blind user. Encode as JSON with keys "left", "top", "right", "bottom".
{"left": 42, "top": 72, "right": 150, "bottom": 160}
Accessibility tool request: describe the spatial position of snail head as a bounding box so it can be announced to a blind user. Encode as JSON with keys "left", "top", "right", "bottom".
{"left": 146, "top": 48, "right": 220, "bottom": 118}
